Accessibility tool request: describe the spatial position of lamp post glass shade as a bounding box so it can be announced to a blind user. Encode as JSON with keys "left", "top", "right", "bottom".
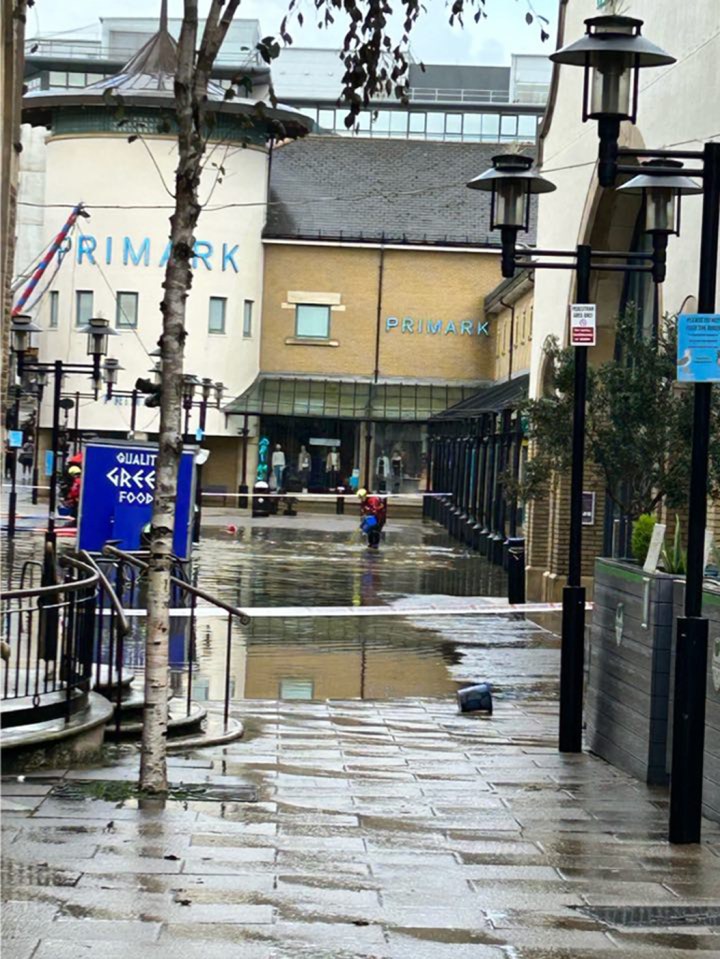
{"left": 80, "top": 316, "right": 118, "bottom": 357}
{"left": 182, "top": 374, "right": 200, "bottom": 407}
{"left": 550, "top": 16, "right": 675, "bottom": 122}
{"left": 201, "top": 377, "right": 214, "bottom": 403}
{"left": 103, "top": 358, "right": 122, "bottom": 386}
{"left": 617, "top": 159, "right": 703, "bottom": 235}
{"left": 11, "top": 314, "right": 41, "bottom": 353}
{"left": 214, "top": 381, "right": 225, "bottom": 406}
{"left": 467, "top": 154, "right": 556, "bottom": 231}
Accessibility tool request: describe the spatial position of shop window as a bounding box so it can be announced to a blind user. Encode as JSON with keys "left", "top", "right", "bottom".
{"left": 243, "top": 299, "right": 253, "bottom": 337}
{"left": 463, "top": 113, "right": 482, "bottom": 142}
{"left": 426, "top": 113, "right": 444, "bottom": 138}
{"left": 68, "top": 72, "right": 85, "bottom": 88}
{"left": 49, "top": 290, "right": 59, "bottom": 329}
{"left": 389, "top": 111, "right": 408, "bottom": 137}
{"left": 445, "top": 113, "right": 462, "bottom": 140}
{"left": 208, "top": 296, "right": 227, "bottom": 334}
{"left": 409, "top": 112, "right": 426, "bottom": 138}
{"left": 280, "top": 679, "right": 314, "bottom": 700}
{"left": 75, "top": 290, "right": 93, "bottom": 326}
{"left": 318, "top": 108, "right": 335, "bottom": 130}
{"left": 481, "top": 113, "right": 500, "bottom": 141}
{"left": 295, "top": 304, "right": 330, "bottom": 339}
{"left": 49, "top": 71, "right": 68, "bottom": 87}
{"left": 116, "top": 291, "right": 138, "bottom": 329}
{"left": 371, "top": 110, "right": 391, "bottom": 135}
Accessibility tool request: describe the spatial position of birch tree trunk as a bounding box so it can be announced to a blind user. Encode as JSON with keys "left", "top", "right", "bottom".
{"left": 140, "top": 0, "right": 240, "bottom": 794}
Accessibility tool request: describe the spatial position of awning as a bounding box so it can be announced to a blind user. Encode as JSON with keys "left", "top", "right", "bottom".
{"left": 224, "top": 376, "right": 480, "bottom": 422}
{"left": 430, "top": 373, "right": 529, "bottom": 421}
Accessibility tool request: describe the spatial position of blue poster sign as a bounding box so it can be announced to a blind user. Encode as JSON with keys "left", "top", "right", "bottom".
{"left": 44, "top": 450, "right": 54, "bottom": 476}
{"left": 78, "top": 441, "right": 196, "bottom": 559}
{"left": 677, "top": 313, "right": 720, "bottom": 383}
{"left": 8, "top": 430, "right": 23, "bottom": 448}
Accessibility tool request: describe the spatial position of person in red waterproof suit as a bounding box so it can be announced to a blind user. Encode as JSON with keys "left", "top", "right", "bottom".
{"left": 357, "top": 488, "right": 387, "bottom": 547}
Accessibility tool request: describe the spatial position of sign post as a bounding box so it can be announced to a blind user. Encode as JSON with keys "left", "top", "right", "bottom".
{"left": 570, "top": 304, "right": 597, "bottom": 346}
{"left": 78, "top": 440, "right": 196, "bottom": 559}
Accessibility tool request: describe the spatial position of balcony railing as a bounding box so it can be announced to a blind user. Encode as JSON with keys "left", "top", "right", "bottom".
{"left": 25, "top": 37, "right": 261, "bottom": 69}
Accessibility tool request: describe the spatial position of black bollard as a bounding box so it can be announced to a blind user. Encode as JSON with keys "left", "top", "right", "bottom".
{"left": 336, "top": 488, "right": 345, "bottom": 514}
{"left": 507, "top": 537, "right": 526, "bottom": 605}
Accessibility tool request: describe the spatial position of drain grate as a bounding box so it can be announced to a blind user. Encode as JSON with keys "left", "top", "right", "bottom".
{"left": 575, "top": 905, "right": 720, "bottom": 928}
{"left": 51, "top": 780, "right": 258, "bottom": 804}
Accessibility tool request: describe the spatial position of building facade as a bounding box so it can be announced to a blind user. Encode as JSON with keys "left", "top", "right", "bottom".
{"left": 525, "top": 0, "right": 720, "bottom": 598}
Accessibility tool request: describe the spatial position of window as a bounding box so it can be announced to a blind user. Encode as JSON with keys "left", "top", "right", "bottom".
{"left": 518, "top": 114, "right": 539, "bottom": 140}
{"left": 481, "top": 114, "right": 500, "bottom": 141}
{"left": 318, "top": 109, "right": 335, "bottom": 130}
{"left": 426, "top": 113, "right": 444, "bottom": 138}
{"left": 445, "top": 113, "right": 462, "bottom": 140}
{"left": 408, "top": 112, "right": 426, "bottom": 138}
{"left": 463, "top": 114, "right": 482, "bottom": 142}
{"left": 371, "top": 110, "right": 391, "bottom": 135}
{"left": 243, "top": 299, "right": 253, "bottom": 338}
{"left": 49, "top": 291, "right": 59, "bottom": 329}
{"left": 389, "top": 111, "right": 408, "bottom": 137}
{"left": 116, "top": 291, "right": 138, "bottom": 328}
{"left": 75, "top": 290, "right": 93, "bottom": 326}
{"left": 501, "top": 114, "right": 519, "bottom": 140}
{"left": 296, "top": 304, "right": 330, "bottom": 339}
{"left": 208, "top": 296, "right": 227, "bottom": 334}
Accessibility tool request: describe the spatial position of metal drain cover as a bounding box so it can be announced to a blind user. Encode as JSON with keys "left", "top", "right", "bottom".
{"left": 575, "top": 905, "right": 720, "bottom": 928}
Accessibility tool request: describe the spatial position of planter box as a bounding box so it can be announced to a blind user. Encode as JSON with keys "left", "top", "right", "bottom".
{"left": 587, "top": 558, "right": 675, "bottom": 785}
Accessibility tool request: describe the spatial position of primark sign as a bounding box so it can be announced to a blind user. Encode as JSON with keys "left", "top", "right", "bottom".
{"left": 62, "top": 234, "right": 241, "bottom": 272}
{"left": 385, "top": 316, "right": 489, "bottom": 337}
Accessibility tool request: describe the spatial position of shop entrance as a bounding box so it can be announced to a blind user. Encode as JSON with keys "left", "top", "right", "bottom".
{"left": 260, "top": 416, "right": 358, "bottom": 491}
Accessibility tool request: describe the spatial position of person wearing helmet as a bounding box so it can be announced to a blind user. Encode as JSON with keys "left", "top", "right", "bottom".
{"left": 357, "top": 488, "right": 387, "bottom": 547}
{"left": 65, "top": 464, "right": 82, "bottom": 519}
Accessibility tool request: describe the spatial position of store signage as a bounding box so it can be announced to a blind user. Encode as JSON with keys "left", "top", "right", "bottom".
{"left": 570, "top": 304, "right": 596, "bottom": 346}
{"left": 78, "top": 441, "right": 195, "bottom": 558}
{"left": 7, "top": 430, "right": 23, "bottom": 448}
{"left": 582, "top": 491, "right": 596, "bottom": 525}
{"left": 68, "top": 235, "right": 240, "bottom": 272}
{"left": 677, "top": 313, "right": 720, "bottom": 383}
{"left": 385, "top": 317, "right": 489, "bottom": 336}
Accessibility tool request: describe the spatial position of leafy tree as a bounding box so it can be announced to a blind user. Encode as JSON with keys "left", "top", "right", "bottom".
{"left": 521, "top": 311, "right": 720, "bottom": 523}
{"left": 141, "top": 0, "right": 548, "bottom": 793}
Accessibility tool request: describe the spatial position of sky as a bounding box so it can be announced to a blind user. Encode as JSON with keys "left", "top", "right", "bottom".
{"left": 26, "top": 0, "right": 557, "bottom": 67}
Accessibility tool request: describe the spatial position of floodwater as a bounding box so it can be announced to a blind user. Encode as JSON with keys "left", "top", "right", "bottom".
{"left": 2, "top": 511, "right": 561, "bottom": 705}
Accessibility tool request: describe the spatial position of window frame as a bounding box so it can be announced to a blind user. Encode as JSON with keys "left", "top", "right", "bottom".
{"left": 115, "top": 290, "right": 139, "bottom": 329}
{"left": 49, "top": 290, "right": 59, "bottom": 329}
{"left": 75, "top": 289, "right": 93, "bottom": 327}
{"left": 242, "top": 299, "right": 253, "bottom": 338}
{"left": 295, "top": 303, "right": 331, "bottom": 340}
{"left": 208, "top": 295, "right": 227, "bottom": 335}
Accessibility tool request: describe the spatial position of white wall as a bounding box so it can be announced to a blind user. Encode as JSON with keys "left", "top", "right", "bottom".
{"left": 530, "top": 0, "right": 720, "bottom": 396}
{"left": 15, "top": 127, "right": 268, "bottom": 438}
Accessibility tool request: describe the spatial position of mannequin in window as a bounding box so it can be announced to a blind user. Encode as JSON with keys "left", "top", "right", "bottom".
{"left": 325, "top": 446, "right": 339, "bottom": 489}
{"left": 391, "top": 448, "right": 403, "bottom": 494}
{"left": 298, "top": 444, "right": 311, "bottom": 492}
{"left": 376, "top": 449, "right": 390, "bottom": 493}
{"left": 271, "top": 444, "right": 286, "bottom": 491}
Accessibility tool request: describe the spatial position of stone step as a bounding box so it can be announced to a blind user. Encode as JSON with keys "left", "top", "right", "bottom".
{"left": 167, "top": 710, "right": 244, "bottom": 752}
{"left": 105, "top": 699, "right": 206, "bottom": 738}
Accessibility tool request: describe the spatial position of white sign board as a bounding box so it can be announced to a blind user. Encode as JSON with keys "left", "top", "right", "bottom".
{"left": 643, "top": 523, "right": 666, "bottom": 573}
{"left": 570, "top": 304, "right": 597, "bottom": 346}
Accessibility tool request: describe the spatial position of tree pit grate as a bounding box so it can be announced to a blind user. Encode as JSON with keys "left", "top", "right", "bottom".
{"left": 50, "top": 780, "right": 258, "bottom": 804}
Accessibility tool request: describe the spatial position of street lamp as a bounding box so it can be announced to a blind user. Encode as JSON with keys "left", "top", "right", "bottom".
{"left": 103, "top": 358, "right": 122, "bottom": 396}
{"left": 550, "top": 12, "right": 719, "bottom": 844}
{"left": 467, "top": 152, "right": 696, "bottom": 757}
{"left": 10, "top": 314, "right": 41, "bottom": 376}
{"left": 214, "top": 381, "right": 225, "bottom": 408}
{"left": 617, "top": 160, "right": 703, "bottom": 283}
{"left": 78, "top": 315, "right": 119, "bottom": 388}
{"left": 550, "top": 16, "right": 675, "bottom": 187}
{"left": 467, "top": 155, "right": 556, "bottom": 278}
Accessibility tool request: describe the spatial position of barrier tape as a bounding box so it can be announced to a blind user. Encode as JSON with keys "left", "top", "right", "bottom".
{"left": 102, "top": 601, "right": 589, "bottom": 620}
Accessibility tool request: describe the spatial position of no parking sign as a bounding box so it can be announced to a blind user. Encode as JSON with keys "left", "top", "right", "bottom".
{"left": 78, "top": 440, "right": 196, "bottom": 558}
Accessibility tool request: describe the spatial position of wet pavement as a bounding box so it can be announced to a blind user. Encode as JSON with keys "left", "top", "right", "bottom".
{"left": 3, "top": 510, "right": 720, "bottom": 956}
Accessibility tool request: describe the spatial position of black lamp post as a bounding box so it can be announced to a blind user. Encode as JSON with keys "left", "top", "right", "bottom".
{"left": 551, "top": 12, "right": 720, "bottom": 843}
{"left": 467, "top": 151, "right": 697, "bottom": 755}
{"left": 8, "top": 316, "right": 41, "bottom": 540}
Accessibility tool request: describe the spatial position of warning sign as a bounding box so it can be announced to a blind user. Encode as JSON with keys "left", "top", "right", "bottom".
{"left": 570, "top": 304, "right": 597, "bottom": 346}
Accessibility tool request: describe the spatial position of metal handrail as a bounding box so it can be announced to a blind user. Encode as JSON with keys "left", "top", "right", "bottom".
{"left": 102, "top": 544, "right": 251, "bottom": 624}
{"left": 78, "top": 550, "right": 130, "bottom": 637}
{"left": 1, "top": 556, "right": 99, "bottom": 602}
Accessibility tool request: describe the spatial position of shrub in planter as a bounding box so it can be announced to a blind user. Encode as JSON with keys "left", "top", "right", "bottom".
{"left": 631, "top": 514, "right": 656, "bottom": 567}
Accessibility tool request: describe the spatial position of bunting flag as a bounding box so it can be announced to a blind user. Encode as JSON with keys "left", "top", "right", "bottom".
{"left": 12, "top": 204, "right": 84, "bottom": 316}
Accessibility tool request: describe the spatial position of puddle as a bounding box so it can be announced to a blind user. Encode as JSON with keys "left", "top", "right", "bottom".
{"left": 4, "top": 516, "right": 560, "bottom": 704}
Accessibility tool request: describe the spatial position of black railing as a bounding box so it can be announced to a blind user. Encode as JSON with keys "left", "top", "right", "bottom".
{"left": 1, "top": 555, "right": 99, "bottom": 727}
{"left": 100, "top": 545, "right": 248, "bottom": 731}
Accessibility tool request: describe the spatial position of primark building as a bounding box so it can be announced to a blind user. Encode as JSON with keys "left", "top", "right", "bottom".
{"left": 13, "top": 10, "right": 547, "bottom": 502}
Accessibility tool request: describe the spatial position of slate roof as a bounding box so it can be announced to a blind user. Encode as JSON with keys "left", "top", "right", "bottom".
{"left": 265, "top": 136, "right": 538, "bottom": 247}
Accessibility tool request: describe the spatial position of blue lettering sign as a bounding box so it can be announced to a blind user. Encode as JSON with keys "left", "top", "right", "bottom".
{"left": 105, "top": 236, "right": 113, "bottom": 265}
{"left": 477, "top": 321, "right": 489, "bottom": 336}
{"left": 460, "top": 321, "right": 473, "bottom": 335}
{"left": 445, "top": 321, "right": 457, "bottom": 335}
{"left": 193, "top": 240, "right": 213, "bottom": 271}
{"left": 386, "top": 316, "right": 399, "bottom": 331}
{"left": 427, "top": 320, "right": 442, "bottom": 334}
{"left": 221, "top": 243, "right": 239, "bottom": 272}
{"left": 159, "top": 240, "right": 172, "bottom": 268}
{"left": 402, "top": 318, "right": 414, "bottom": 333}
{"left": 77, "top": 235, "right": 97, "bottom": 265}
{"left": 123, "top": 236, "right": 150, "bottom": 267}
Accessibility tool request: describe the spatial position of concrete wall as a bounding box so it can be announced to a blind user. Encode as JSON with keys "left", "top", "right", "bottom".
{"left": 261, "top": 241, "right": 502, "bottom": 384}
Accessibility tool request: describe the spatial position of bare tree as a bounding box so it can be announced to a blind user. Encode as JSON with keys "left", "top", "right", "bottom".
{"left": 142, "top": 0, "right": 546, "bottom": 793}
